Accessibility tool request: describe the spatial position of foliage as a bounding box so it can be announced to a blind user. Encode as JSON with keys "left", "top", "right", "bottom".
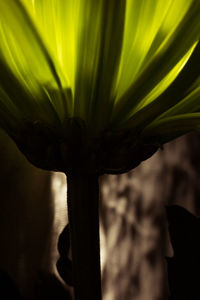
{"left": 0, "top": 1, "right": 200, "bottom": 172}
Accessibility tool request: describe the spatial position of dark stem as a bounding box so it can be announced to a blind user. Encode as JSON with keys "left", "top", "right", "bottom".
{"left": 66, "top": 172, "right": 102, "bottom": 300}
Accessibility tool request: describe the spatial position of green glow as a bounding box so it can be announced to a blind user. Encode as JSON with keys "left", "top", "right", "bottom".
{"left": 136, "top": 45, "right": 196, "bottom": 111}
{"left": 115, "top": 0, "right": 191, "bottom": 100}
{"left": 0, "top": 0, "right": 200, "bottom": 141}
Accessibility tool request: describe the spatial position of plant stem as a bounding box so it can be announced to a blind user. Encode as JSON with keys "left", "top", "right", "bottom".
{"left": 66, "top": 172, "right": 102, "bottom": 300}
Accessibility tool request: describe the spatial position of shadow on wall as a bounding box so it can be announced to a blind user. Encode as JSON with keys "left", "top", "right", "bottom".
{"left": 100, "top": 132, "right": 200, "bottom": 300}
{"left": 1, "top": 128, "right": 200, "bottom": 300}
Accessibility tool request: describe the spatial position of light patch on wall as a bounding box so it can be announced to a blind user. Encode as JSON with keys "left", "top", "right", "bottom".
{"left": 50, "top": 172, "right": 107, "bottom": 276}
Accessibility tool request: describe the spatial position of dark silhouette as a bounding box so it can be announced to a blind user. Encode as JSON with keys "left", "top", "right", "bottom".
{"left": 0, "top": 269, "right": 23, "bottom": 300}
{"left": 0, "top": 268, "right": 72, "bottom": 300}
{"left": 166, "top": 205, "right": 200, "bottom": 300}
{"left": 57, "top": 224, "right": 73, "bottom": 287}
{"left": 34, "top": 271, "right": 72, "bottom": 300}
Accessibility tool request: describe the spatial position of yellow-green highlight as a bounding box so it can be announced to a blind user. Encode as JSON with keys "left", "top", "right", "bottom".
{"left": 0, "top": 0, "right": 200, "bottom": 142}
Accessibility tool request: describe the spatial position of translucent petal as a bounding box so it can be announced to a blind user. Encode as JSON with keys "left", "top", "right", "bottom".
{"left": 116, "top": 42, "right": 200, "bottom": 131}
{"left": 21, "top": 0, "right": 77, "bottom": 93}
{"left": 0, "top": 0, "right": 72, "bottom": 121}
{"left": 73, "top": 0, "right": 125, "bottom": 132}
{"left": 0, "top": 87, "right": 23, "bottom": 134}
{"left": 116, "top": 0, "right": 191, "bottom": 99}
{"left": 136, "top": 44, "right": 196, "bottom": 110}
{"left": 142, "top": 113, "right": 200, "bottom": 143}
{"left": 157, "top": 86, "right": 200, "bottom": 118}
{"left": 112, "top": 0, "right": 200, "bottom": 125}
{"left": 0, "top": 58, "right": 62, "bottom": 132}
{"left": 1, "top": 0, "right": 200, "bottom": 145}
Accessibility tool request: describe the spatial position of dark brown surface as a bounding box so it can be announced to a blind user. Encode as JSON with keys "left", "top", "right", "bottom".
{"left": 1, "top": 129, "right": 200, "bottom": 299}
{"left": 100, "top": 132, "right": 200, "bottom": 300}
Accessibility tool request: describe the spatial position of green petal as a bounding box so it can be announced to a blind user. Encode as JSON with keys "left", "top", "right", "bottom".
{"left": 73, "top": 0, "right": 126, "bottom": 132}
{"left": 0, "top": 58, "right": 62, "bottom": 133}
{"left": 116, "top": 0, "right": 190, "bottom": 100}
{"left": 21, "top": 0, "right": 77, "bottom": 94}
{"left": 142, "top": 113, "right": 200, "bottom": 143}
{"left": 0, "top": 0, "right": 72, "bottom": 121}
{"left": 113, "top": 41, "right": 200, "bottom": 131}
{"left": 157, "top": 86, "right": 200, "bottom": 118}
{"left": 112, "top": 0, "right": 200, "bottom": 125}
{"left": 0, "top": 87, "right": 23, "bottom": 136}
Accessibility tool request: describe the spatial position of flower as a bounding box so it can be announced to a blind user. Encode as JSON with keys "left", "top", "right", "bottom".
{"left": 0, "top": 0, "right": 200, "bottom": 174}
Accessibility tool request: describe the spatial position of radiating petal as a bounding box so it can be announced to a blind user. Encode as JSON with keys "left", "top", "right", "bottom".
{"left": 113, "top": 41, "right": 200, "bottom": 132}
{"left": 112, "top": 0, "right": 200, "bottom": 125}
{"left": 21, "top": 0, "right": 77, "bottom": 93}
{"left": 0, "top": 87, "right": 23, "bottom": 136}
{"left": 142, "top": 113, "right": 200, "bottom": 144}
{"left": 116, "top": 0, "right": 191, "bottom": 99}
{"left": 116, "top": 0, "right": 173, "bottom": 99}
{"left": 157, "top": 86, "right": 200, "bottom": 118}
{"left": 0, "top": 58, "right": 62, "bottom": 137}
{"left": 73, "top": 0, "right": 125, "bottom": 132}
{"left": 0, "top": 0, "right": 73, "bottom": 121}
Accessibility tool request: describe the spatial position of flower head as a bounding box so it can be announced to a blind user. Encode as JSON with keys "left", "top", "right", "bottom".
{"left": 0, "top": 0, "right": 200, "bottom": 173}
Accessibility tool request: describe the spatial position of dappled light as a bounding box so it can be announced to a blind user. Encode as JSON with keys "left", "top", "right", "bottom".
{"left": 0, "top": 129, "right": 200, "bottom": 299}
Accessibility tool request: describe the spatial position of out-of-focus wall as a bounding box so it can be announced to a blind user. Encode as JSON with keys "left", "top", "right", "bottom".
{"left": 1, "top": 128, "right": 200, "bottom": 300}
{"left": 0, "top": 129, "right": 54, "bottom": 298}
{"left": 100, "top": 132, "right": 200, "bottom": 300}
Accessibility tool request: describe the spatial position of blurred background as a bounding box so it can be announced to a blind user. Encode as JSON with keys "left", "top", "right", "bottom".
{"left": 0, "top": 128, "right": 200, "bottom": 300}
